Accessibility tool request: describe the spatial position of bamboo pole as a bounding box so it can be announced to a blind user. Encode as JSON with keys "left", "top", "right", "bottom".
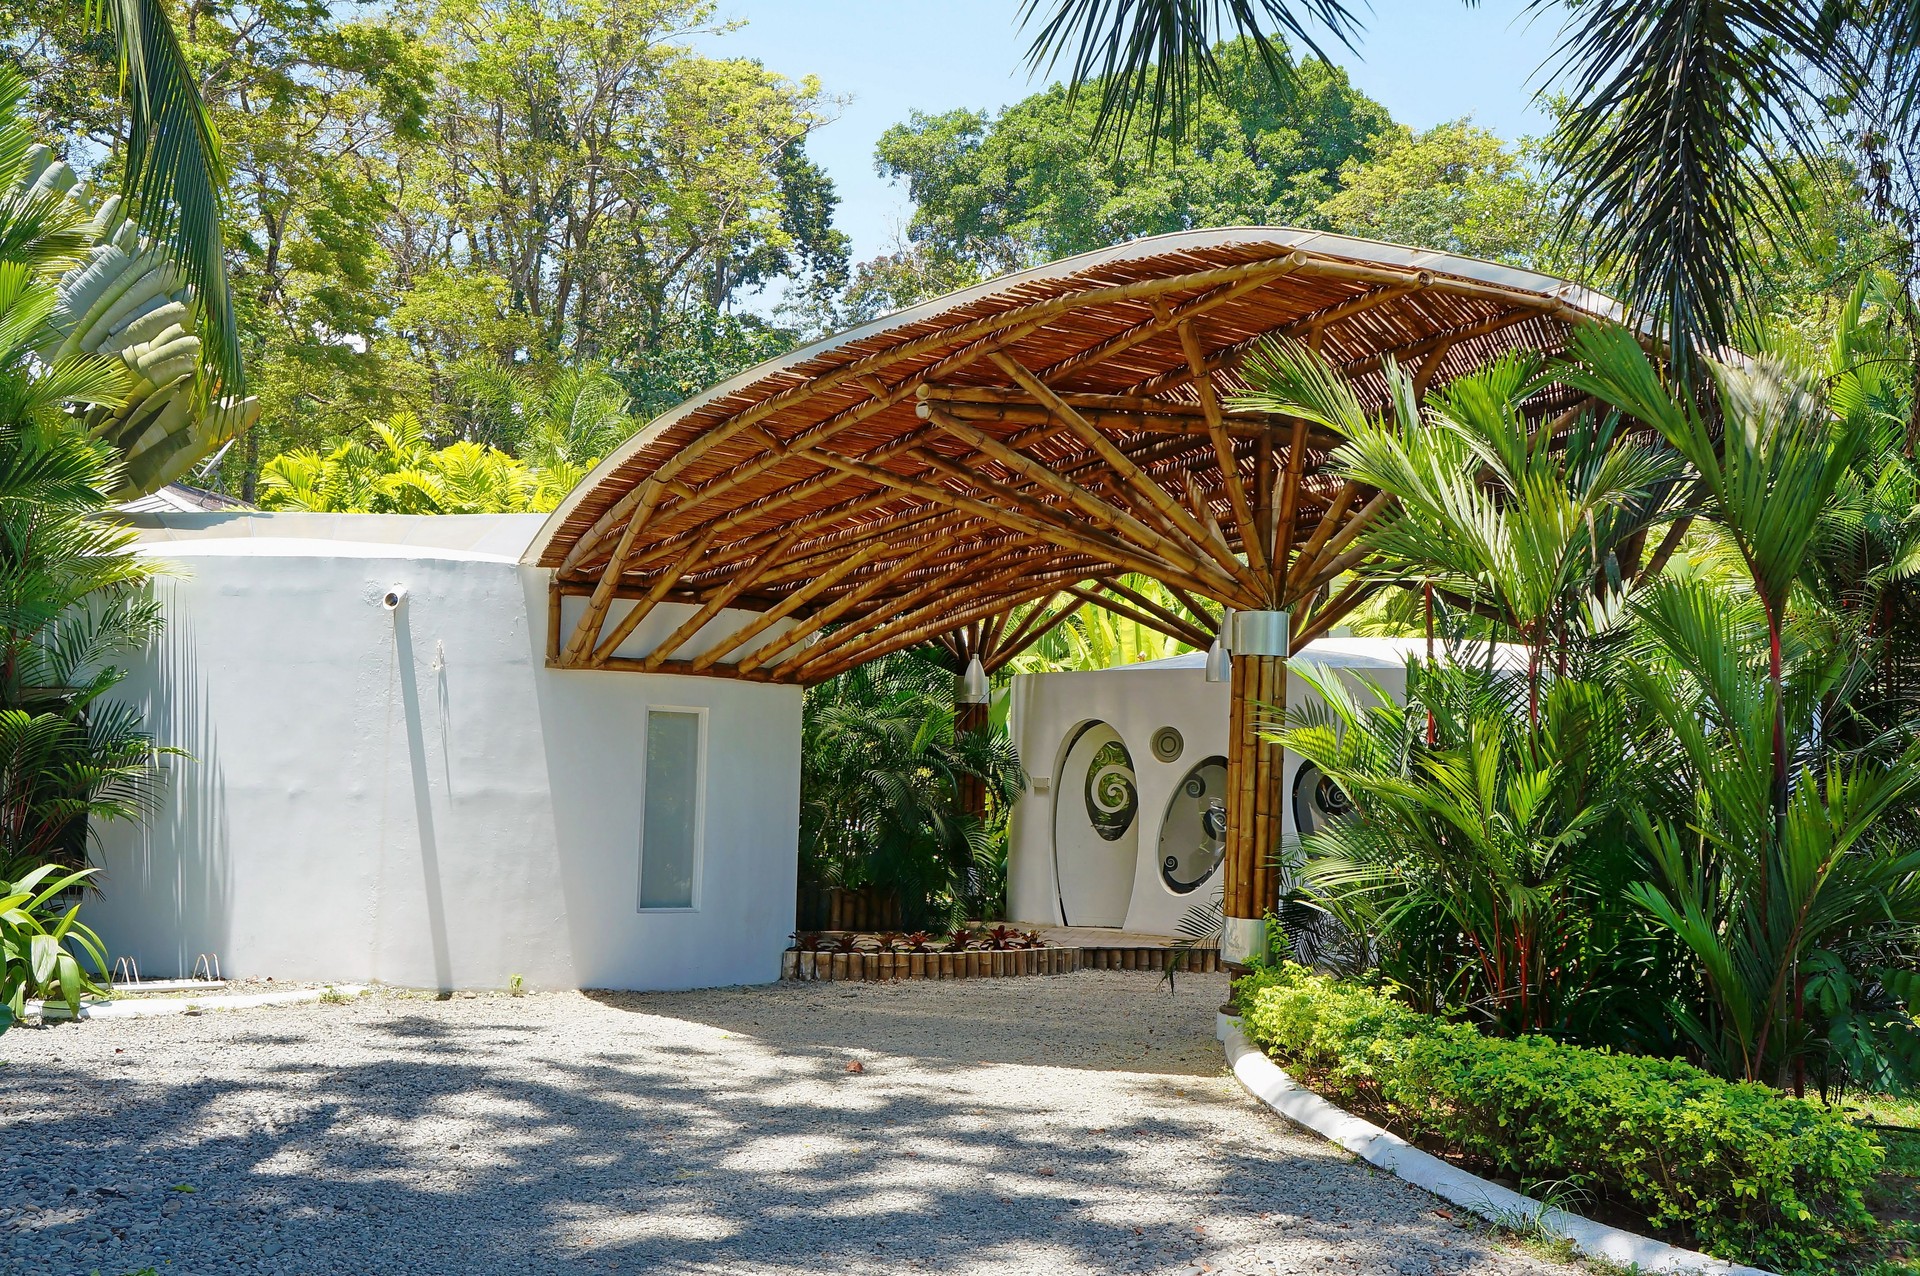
{"left": 735, "top": 539, "right": 951, "bottom": 673}
{"left": 589, "top": 524, "right": 719, "bottom": 665}
{"left": 1033, "top": 254, "right": 1304, "bottom": 382}
{"left": 920, "top": 407, "right": 1240, "bottom": 593}
{"left": 640, "top": 529, "right": 804, "bottom": 671}
{"left": 1287, "top": 482, "right": 1357, "bottom": 588}
{"left": 1292, "top": 577, "right": 1374, "bottom": 648}
{"left": 555, "top": 257, "right": 1308, "bottom": 569}
{"left": 796, "top": 445, "right": 1250, "bottom": 606}
{"left": 990, "top": 352, "right": 1267, "bottom": 599}
{"left": 771, "top": 547, "right": 1053, "bottom": 681}
{"left": 1067, "top": 586, "right": 1209, "bottom": 649}
{"left": 1273, "top": 418, "right": 1309, "bottom": 597}
{"left": 1223, "top": 651, "right": 1288, "bottom": 954}
{"left": 986, "top": 597, "right": 1087, "bottom": 671}
{"left": 1086, "top": 578, "right": 1214, "bottom": 648}
{"left": 560, "top": 480, "right": 663, "bottom": 664}
{"left": 689, "top": 543, "right": 886, "bottom": 673}
{"left": 1286, "top": 491, "right": 1392, "bottom": 597}
{"left": 785, "top": 562, "right": 1091, "bottom": 682}
{"left": 1179, "top": 321, "right": 1266, "bottom": 580}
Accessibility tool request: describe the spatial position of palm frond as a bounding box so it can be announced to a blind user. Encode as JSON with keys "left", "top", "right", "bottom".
{"left": 88, "top": 0, "right": 240, "bottom": 393}
{"left": 1018, "top": 0, "right": 1362, "bottom": 145}
{"left": 1539, "top": 0, "right": 1835, "bottom": 365}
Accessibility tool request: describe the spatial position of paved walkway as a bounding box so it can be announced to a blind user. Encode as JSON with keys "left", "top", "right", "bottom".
{"left": 0, "top": 973, "right": 1574, "bottom": 1276}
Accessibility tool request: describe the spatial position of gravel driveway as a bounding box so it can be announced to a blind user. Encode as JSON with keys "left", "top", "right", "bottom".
{"left": 0, "top": 972, "right": 1575, "bottom": 1276}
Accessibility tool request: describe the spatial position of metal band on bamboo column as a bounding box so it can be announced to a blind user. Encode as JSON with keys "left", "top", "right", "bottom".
{"left": 1221, "top": 610, "right": 1289, "bottom": 969}
{"left": 955, "top": 700, "right": 990, "bottom": 819}
{"left": 954, "top": 657, "right": 992, "bottom": 878}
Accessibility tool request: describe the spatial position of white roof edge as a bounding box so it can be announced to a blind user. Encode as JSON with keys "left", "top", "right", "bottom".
{"left": 522, "top": 227, "right": 1630, "bottom": 565}
{"left": 120, "top": 510, "right": 547, "bottom": 561}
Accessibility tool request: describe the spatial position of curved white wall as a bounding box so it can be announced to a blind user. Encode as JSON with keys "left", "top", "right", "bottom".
{"left": 1005, "top": 643, "right": 1428, "bottom": 936}
{"left": 89, "top": 513, "right": 802, "bottom": 991}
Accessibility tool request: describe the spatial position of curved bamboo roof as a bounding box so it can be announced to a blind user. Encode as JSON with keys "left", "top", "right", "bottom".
{"left": 532, "top": 228, "right": 1625, "bottom": 683}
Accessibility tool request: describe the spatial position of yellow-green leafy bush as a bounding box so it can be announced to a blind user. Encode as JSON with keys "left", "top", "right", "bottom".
{"left": 1234, "top": 965, "right": 1882, "bottom": 1272}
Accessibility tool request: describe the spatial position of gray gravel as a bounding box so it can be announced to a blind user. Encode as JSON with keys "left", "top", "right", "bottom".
{"left": 0, "top": 972, "right": 1576, "bottom": 1276}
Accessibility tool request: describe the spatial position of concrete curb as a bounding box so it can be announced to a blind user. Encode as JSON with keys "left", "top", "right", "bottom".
{"left": 1217, "top": 1013, "right": 1777, "bottom": 1276}
{"left": 31, "top": 985, "right": 367, "bottom": 1021}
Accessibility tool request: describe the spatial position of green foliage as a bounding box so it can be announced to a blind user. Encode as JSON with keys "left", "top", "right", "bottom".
{"left": 1236, "top": 964, "right": 1885, "bottom": 1272}
{"left": 1317, "top": 120, "right": 1556, "bottom": 267}
{"left": 1622, "top": 574, "right": 1920, "bottom": 1091}
{"left": 1007, "top": 578, "right": 1202, "bottom": 673}
{"left": 259, "top": 411, "right": 565, "bottom": 514}
{"left": 872, "top": 38, "right": 1391, "bottom": 283}
{"left": 1278, "top": 658, "right": 1666, "bottom": 1042}
{"left": 800, "top": 652, "right": 1024, "bottom": 928}
{"left": 1, "top": 861, "right": 110, "bottom": 1032}
{"left": 0, "top": 111, "right": 262, "bottom": 496}
{"left": 2, "top": 0, "right": 846, "bottom": 491}
{"left": 1016, "top": 0, "right": 1920, "bottom": 371}
{"left": 1239, "top": 337, "right": 1682, "bottom": 695}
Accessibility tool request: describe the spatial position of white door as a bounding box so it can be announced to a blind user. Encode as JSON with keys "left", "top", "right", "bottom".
{"left": 1052, "top": 722, "right": 1139, "bottom": 927}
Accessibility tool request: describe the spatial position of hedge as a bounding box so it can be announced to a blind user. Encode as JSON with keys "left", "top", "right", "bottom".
{"left": 1233, "top": 965, "right": 1883, "bottom": 1273}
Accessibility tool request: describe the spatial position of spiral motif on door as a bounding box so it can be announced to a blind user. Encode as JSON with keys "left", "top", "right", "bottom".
{"left": 1083, "top": 740, "right": 1138, "bottom": 841}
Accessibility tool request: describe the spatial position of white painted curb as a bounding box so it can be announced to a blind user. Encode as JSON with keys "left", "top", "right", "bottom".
{"left": 1218, "top": 1013, "right": 1777, "bottom": 1276}
{"left": 31, "top": 985, "right": 367, "bottom": 1021}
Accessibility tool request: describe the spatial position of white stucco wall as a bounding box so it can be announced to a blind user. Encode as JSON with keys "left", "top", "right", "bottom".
{"left": 1006, "top": 640, "right": 1441, "bottom": 937}
{"left": 89, "top": 512, "right": 802, "bottom": 991}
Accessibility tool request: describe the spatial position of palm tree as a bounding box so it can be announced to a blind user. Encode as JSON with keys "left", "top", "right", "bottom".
{"left": 0, "top": 260, "right": 168, "bottom": 882}
{"left": 1624, "top": 573, "right": 1920, "bottom": 1090}
{"left": 0, "top": 82, "right": 260, "bottom": 496}
{"left": 800, "top": 653, "right": 1025, "bottom": 929}
{"left": 59, "top": 0, "right": 237, "bottom": 392}
{"left": 1564, "top": 324, "right": 1872, "bottom": 847}
{"left": 1020, "top": 0, "right": 1915, "bottom": 367}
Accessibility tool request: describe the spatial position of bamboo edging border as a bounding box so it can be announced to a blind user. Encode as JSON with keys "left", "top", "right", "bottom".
{"left": 779, "top": 944, "right": 1223, "bottom": 982}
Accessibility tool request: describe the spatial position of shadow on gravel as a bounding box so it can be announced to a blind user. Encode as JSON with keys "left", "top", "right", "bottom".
{"left": 0, "top": 983, "right": 1523, "bottom": 1276}
{"left": 584, "top": 971, "right": 1235, "bottom": 1077}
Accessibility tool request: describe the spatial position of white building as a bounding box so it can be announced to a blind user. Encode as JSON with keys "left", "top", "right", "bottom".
{"left": 88, "top": 512, "right": 803, "bottom": 991}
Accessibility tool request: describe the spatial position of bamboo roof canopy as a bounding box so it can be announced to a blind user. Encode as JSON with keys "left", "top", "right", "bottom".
{"left": 527, "top": 228, "right": 1629, "bottom": 683}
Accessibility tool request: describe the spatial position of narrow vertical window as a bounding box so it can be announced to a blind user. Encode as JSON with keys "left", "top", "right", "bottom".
{"left": 639, "top": 708, "right": 702, "bottom": 910}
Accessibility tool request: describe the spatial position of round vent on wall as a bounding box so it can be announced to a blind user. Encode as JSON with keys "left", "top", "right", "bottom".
{"left": 1150, "top": 725, "right": 1184, "bottom": 763}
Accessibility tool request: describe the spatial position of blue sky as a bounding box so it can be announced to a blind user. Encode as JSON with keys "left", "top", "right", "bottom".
{"left": 697, "top": 1, "right": 1567, "bottom": 265}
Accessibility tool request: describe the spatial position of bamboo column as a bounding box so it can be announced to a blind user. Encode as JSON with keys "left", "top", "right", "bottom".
{"left": 955, "top": 697, "right": 990, "bottom": 822}
{"left": 1221, "top": 638, "right": 1288, "bottom": 969}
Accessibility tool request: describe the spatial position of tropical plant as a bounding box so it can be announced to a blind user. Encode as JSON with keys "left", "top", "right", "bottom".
{"left": 1235, "top": 336, "right": 1684, "bottom": 716}
{"left": 0, "top": 69, "right": 259, "bottom": 497}
{"left": 799, "top": 652, "right": 1024, "bottom": 929}
{"left": 257, "top": 411, "right": 579, "bottom": 514}
{"left": 1565, "top": 324, "right": 1873, "bottom": 847}
{"left": 1623, "top": 575, "right": 1920, "bottom": 1093}
{"left": 1006, "top": 576, "right": 1205, "bottom": 673}
{"left": 1278, "top": 657, "right": 1666, "bottom": 1040}
{"left": 1236, "top": 963, "right": 1884, "bottom": 1271}
{"left": 24, "top": 0, "right": 242, "bottom": 394}
{"left": 0, "top": 261, "right": 168, "bottom": 880}
{"left": 0, "top": 862, "right": 110, "bottom": 1034}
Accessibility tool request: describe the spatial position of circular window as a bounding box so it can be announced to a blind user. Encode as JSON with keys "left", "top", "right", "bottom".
{"left": 1291, "top": 761, "right": 1354, "bottom": 841}
{"left": 1159, "top": 756, "right": 1228, "bottom": 894}
{"left": 1150, "top": 725, "right": 1184, "bottom": 763}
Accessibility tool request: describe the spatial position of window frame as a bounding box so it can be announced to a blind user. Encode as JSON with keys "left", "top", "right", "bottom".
{"left": 636, "top": 704, "right": 707, "bottom": 913}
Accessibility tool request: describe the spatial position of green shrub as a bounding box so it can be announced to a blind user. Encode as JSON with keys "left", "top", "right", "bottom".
{"left": 1235, "top": 965, "right": 1883, "bottom": 1273}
